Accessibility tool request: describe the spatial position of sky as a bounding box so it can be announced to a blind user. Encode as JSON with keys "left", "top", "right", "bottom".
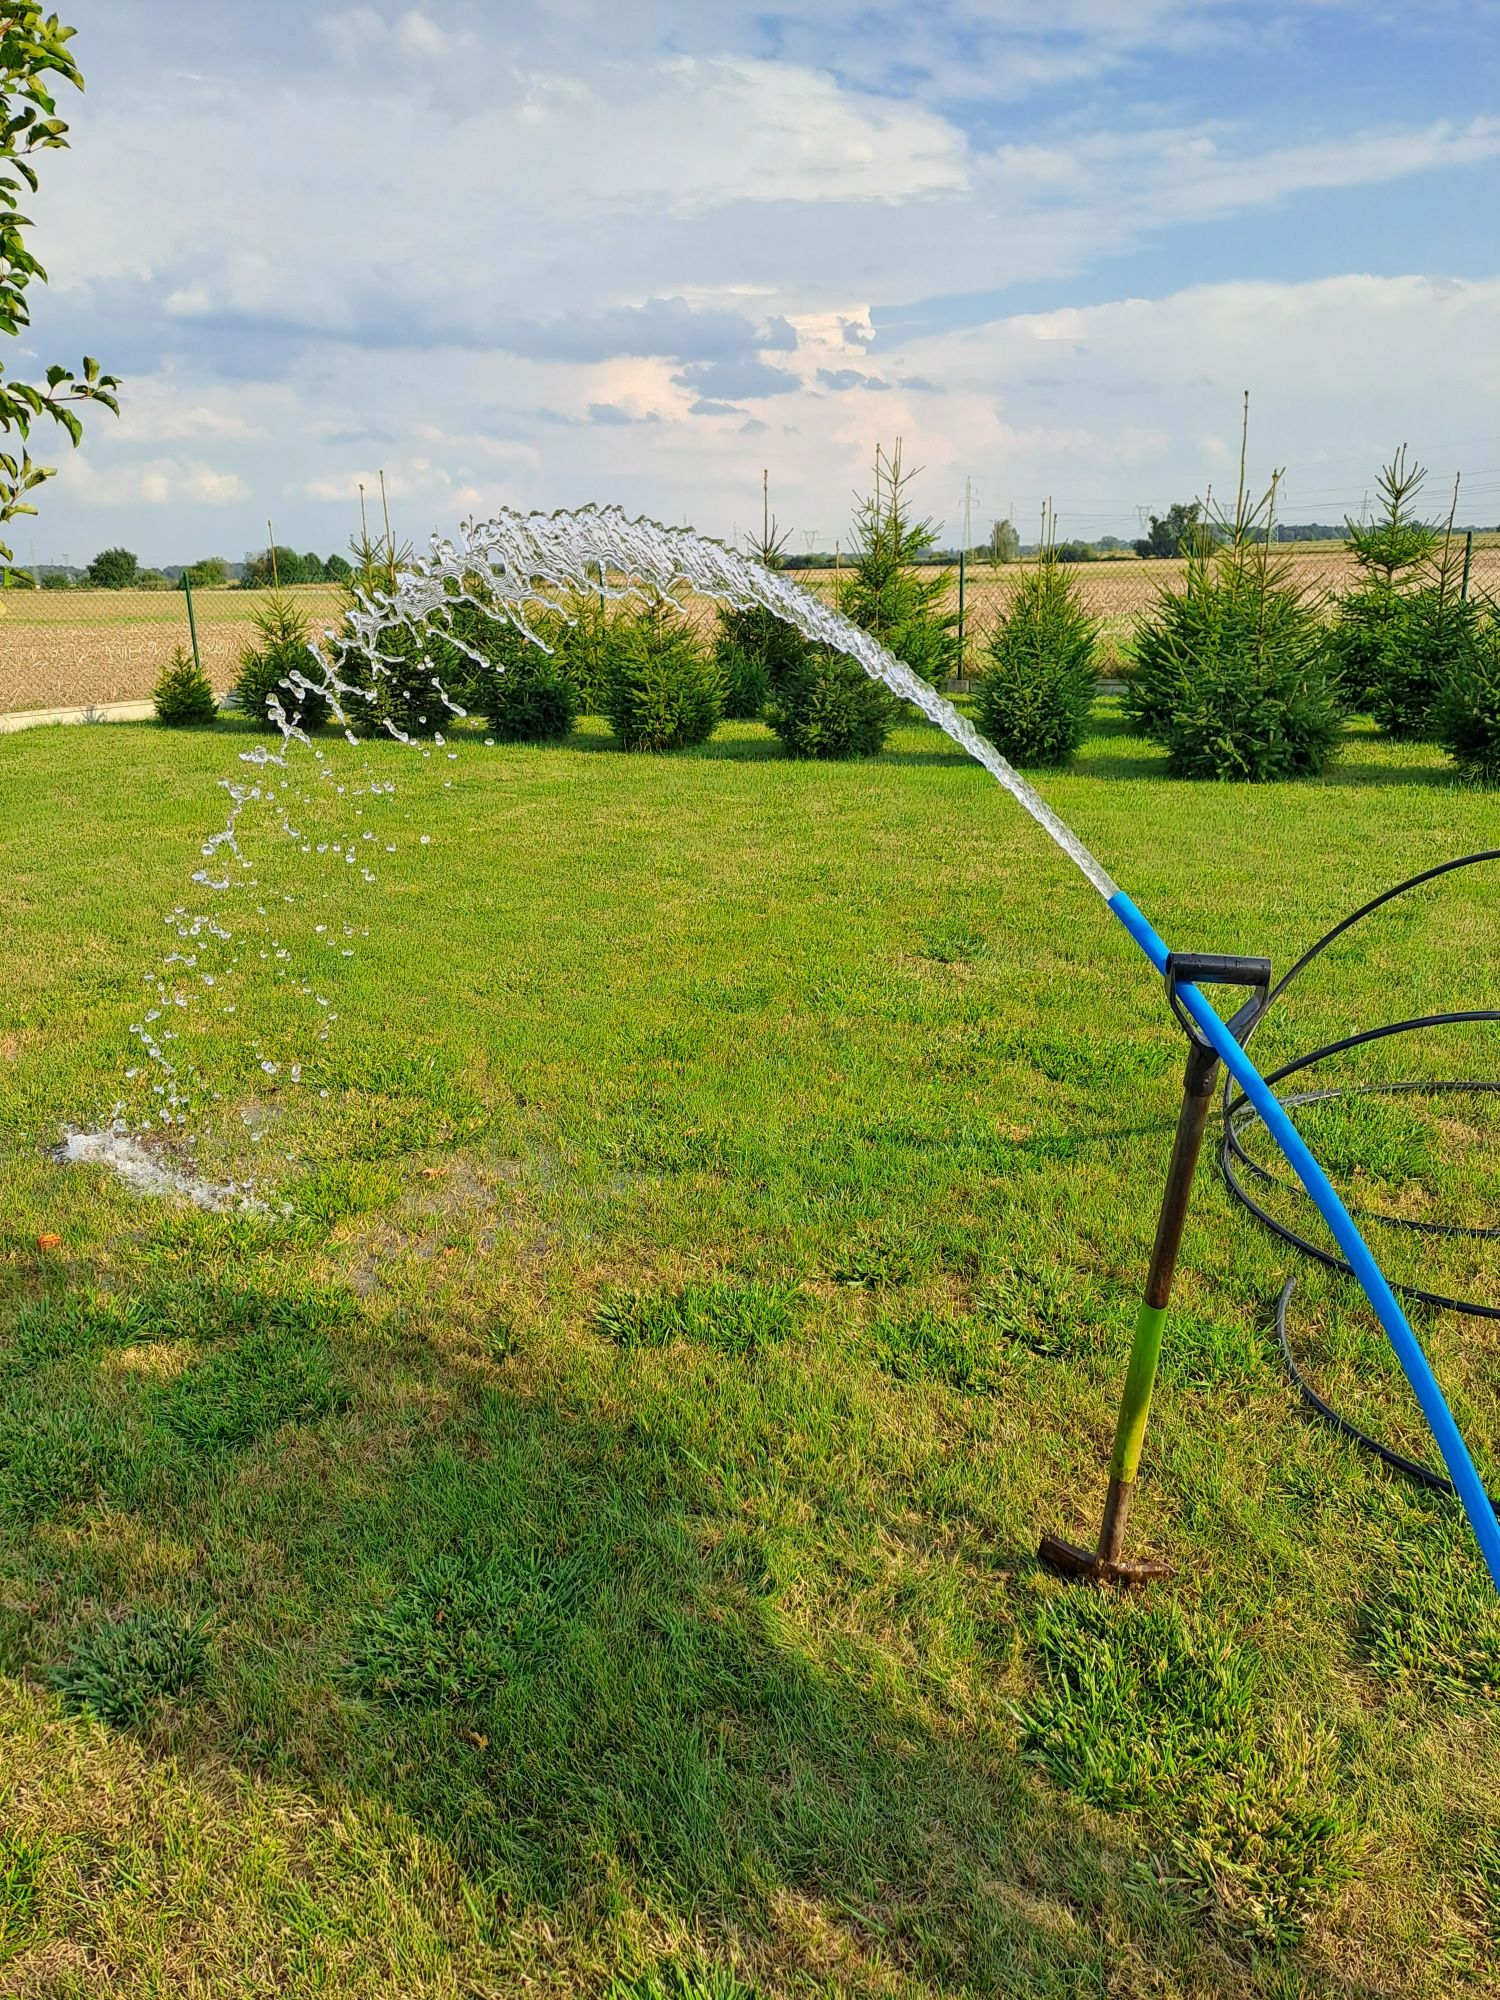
{"left": 22, "top": 0, "right": 1500, "bottom": 566}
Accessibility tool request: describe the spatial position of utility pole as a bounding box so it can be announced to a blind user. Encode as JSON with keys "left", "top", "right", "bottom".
{"left": 958, "top": 476, "right": 976, "bottom": 674}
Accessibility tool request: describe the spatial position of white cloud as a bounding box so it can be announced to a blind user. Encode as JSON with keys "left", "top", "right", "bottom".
{"left": 113, "top": 380, "right": 265, "bottom": 444}
{"left": 850, "top": 275, "right": 1500, "bottom": 534}
{"left": 20, "top": 1, "right": 1500, "bottom": 560}
{"left": 59, "top": 455, "right": 252, "bottom": 508}
{"left": 36, "top": 271, "right": 1500, "bottom": 560}
{"left": 316, "top": 7, "right": 381, "bottom": 62}
{"left": 300, "top": 457, "right": 489, "bottom": 512}
{"left": 394, "top": 9, "right": 476, "bottom": 60}
{"left": 318, "top": 6, "right": 476, "bottom": 64}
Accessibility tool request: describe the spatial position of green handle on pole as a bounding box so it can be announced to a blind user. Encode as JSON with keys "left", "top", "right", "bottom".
{"left": 1109, "top": 1302, "right": 1169, "bottom": 1484}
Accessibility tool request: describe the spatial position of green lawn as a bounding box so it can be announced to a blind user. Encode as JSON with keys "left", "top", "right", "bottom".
{"left": 2, "top": 702, "right": 1499, "bottom": 1997}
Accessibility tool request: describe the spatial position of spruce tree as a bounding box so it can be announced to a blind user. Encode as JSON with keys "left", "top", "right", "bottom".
{"left": 714, "top": 478, "right": 808, "bottom": 717}
{"left": 1330, "top": 448, "right": 1439, "bottom": 718}
{"left": 837, "top": 441, "right": 960, "bottom": 687}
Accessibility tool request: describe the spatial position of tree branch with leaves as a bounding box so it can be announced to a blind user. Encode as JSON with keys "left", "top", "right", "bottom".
{"left": 0, "top": 6, "right": 117, "bottom": 562}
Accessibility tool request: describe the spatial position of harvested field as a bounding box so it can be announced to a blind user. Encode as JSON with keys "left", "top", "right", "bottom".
{"left": 4, "top": 543, "right": 1497, "bottom": 715}
{"left": 801, "top": 541, "right": 1500, "bottom": 663}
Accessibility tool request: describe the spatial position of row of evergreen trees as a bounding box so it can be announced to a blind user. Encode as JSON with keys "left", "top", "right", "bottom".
{"left": 1123, "top": 450, "right": 1499, "bottom": 782}
{"left": 155, "top": 438, "right": 1500, "bottom": 787}
{"left": 973, "top": 444, "right": 1500, "bottom": 785}
{"left": 161, "top": 445, "right": 961, "bottom": 760}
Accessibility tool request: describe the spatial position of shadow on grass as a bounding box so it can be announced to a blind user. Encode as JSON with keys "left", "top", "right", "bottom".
{"left": 0, "top": 1248, "right": 1400, "bottom": 2000}
{"left": 510, "top": 720, "right": 983, "bottom": 772}
{"left": 290, "top": 1387, "right": 1121, "bottom": 1991}
{"left": 0, "top": 1269, "right": 1326, "bottom": 1996}
{"left": 1316, "top": 761, "right": 1459, "bottom": 791}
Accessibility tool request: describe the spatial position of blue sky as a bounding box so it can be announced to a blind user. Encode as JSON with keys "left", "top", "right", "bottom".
{"left": 24, "top": 0, "right": 1500, "bottom": 564}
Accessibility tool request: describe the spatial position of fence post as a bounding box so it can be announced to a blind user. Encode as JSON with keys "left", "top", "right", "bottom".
{"left": 957, "top": 547, "right": 966, "bottom": 678}
{"left": 183, "top": 570, "right": 204, "bottom": 676}
{"left": 1461, "top": 530, "right": 1474, "bottom": 602}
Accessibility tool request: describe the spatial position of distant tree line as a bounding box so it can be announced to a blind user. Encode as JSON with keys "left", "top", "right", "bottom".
{"left": 240, "top": 545, "right": 352, "bottom": 587}
{"left": 1132, "top": 506, "right": 1495, "bottom": 557}
{"left": 25, "top": 546, "right": 356, "bottom": 589}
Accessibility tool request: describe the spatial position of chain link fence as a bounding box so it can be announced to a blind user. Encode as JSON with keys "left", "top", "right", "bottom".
{"left": 3, "top": 541, "right": 1497, "bottom": 719}
{"left": 0, "top": 581, "right": 343, "bottom": 716}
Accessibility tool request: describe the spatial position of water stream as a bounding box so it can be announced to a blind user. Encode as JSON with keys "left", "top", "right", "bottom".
{"left": 74, "top": 504, "right": 1120, "bottom": 1206}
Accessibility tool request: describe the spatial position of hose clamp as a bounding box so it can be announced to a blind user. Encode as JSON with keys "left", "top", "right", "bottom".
{"left": 1164, "top": 951, "right": 1272, "bottom": 1051}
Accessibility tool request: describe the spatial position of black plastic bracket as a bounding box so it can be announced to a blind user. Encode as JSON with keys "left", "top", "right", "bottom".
{"left": 1164, "top": 950, "right": 1272, "bottom": 1050}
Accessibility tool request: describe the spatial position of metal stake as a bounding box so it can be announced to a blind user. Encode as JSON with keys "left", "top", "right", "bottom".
{"left": 1039, "top": 950, "right": 1270, "bottom": 1585}
{"left": 183, "top": 568, "right": 203, "bottom": 676}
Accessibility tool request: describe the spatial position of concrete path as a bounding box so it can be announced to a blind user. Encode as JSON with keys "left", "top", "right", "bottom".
{"left": 3, "top": 698, "right": 170, "bottom": 734}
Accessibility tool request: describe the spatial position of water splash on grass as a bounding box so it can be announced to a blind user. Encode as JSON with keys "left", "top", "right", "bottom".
{"left": 57, "top": 1124, "right": 263, "bottom": 1212}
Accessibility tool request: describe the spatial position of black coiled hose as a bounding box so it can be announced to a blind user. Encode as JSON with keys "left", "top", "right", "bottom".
{"left": 1219, "top": 851, "right": 1500, "bottom": 1499}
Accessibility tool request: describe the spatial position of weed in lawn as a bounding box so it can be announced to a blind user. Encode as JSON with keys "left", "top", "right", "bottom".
{"left": 0, "top": 1828, "right": 47, "bottom": 1958}
{"left": 919, "top": 918, "right": 990, "bottom": 965}
{"left": 595, "top": 1281, "right": 800, "bottom": 1355}
{"left": 869, "top": 1306, "right": 1005, "bottom": 1391}
{"left": 295, "top": 1159, "right": 405, "bottom": 1228}
{"left": 0, "top": 1396, "right": 130, "bottom": 1524}
{"left": 828, "top": 1225, "right": 941, "bottom": 1288}
{"left": 1018, "top": 1591, "right": 1357, "bottom": 1944}
{"left": 152, "top": 1325, "right": 346, "bottom": 1454}
{"left": 1012, "top": 1024, "right": 1174, "bottom": 1090}
{"left": 1157, "top": 1307, "right": 1268, "bottom": 1391}
{"left": 5, "top": 1289, "right": 155, "bottom": 1367}
{"left": 343, "top": 1547, "right": 595, "bottom": 1707}
{"left": 1020, "top": 1592, "right": 1259, "bottom": 1800}
{"left": 972, "top": 1261, "right": 1104, "bottom": 1361}
{"left": 3, "top": 1279, "right": 355, "bottom": 1371}
{"left": 1294, "top": 1092, "right": 1437, "bottom": 1192}
{"left": 1362, "top": 1514, "right": 1500, "bottom": 1700}
{"left": 47, "top": 1608, "right": 213, "bottom": 1727}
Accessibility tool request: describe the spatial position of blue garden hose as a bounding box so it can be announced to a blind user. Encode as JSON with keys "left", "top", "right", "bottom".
{"left": 1109, "top": 889, "right": 1500, "bottom": 1593}
{"left": 375, "top": 515, "right": 1500, "bottom": 1595}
